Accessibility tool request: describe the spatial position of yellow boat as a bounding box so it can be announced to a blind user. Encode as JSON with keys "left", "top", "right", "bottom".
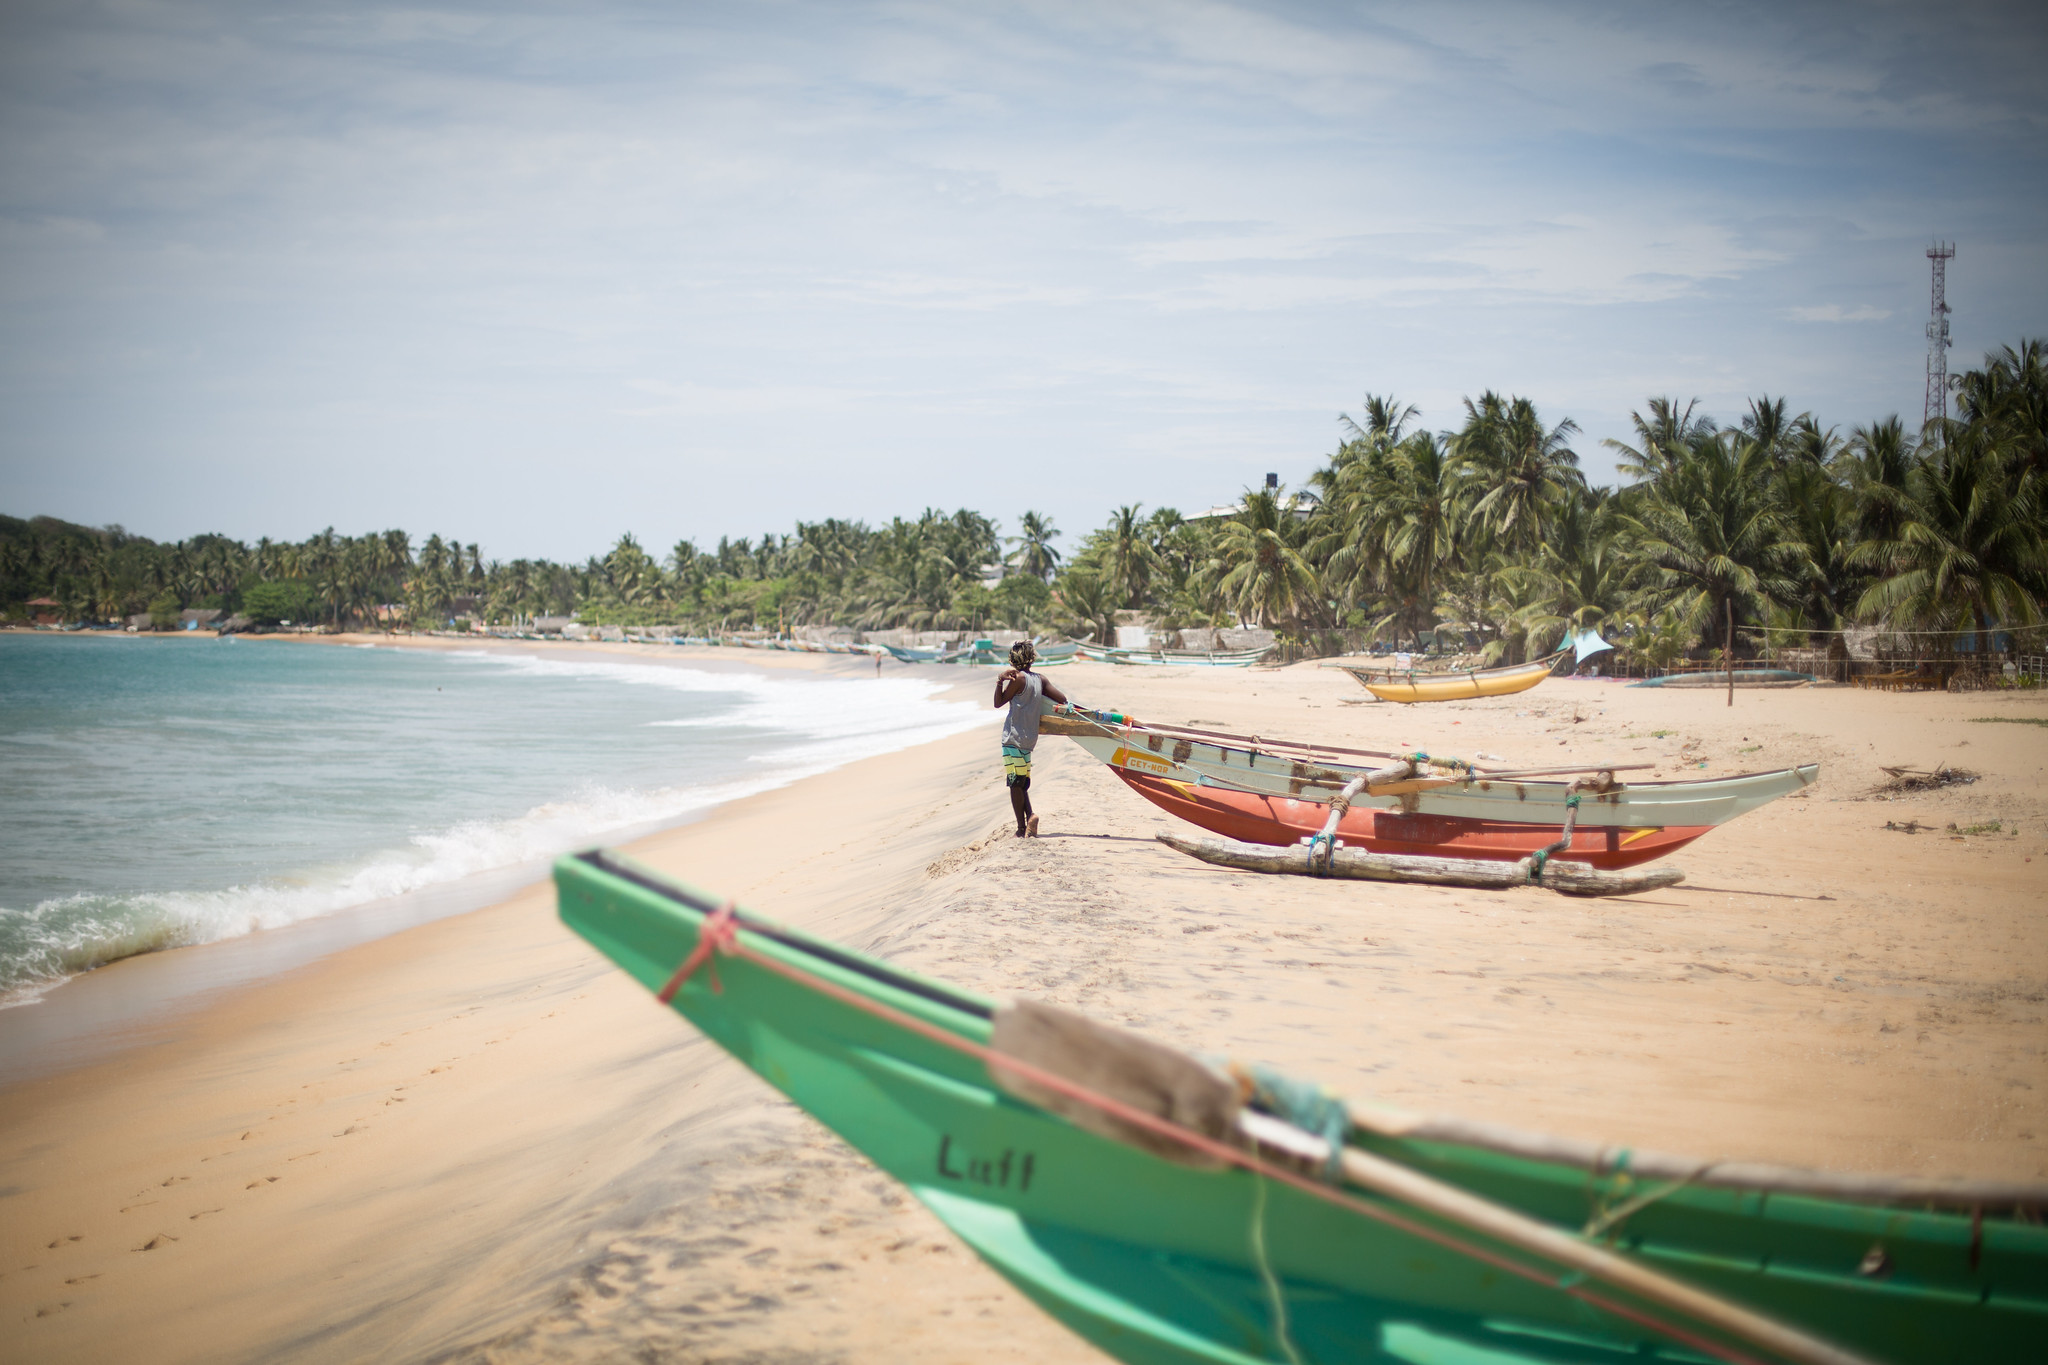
{"left": 1333, "top": 652, "right": 1560, "bottom": 703}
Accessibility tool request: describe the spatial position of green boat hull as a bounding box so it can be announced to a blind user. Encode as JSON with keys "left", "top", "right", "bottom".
{"left": 554, "top": 851, "right": 2047, "bottom": 1365}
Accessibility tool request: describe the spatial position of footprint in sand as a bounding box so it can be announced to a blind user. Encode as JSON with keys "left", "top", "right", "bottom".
{"left": 137, "top": 1234, "right": 177, "bottom": 1251}
{"left": 188, "top": 1208, "right": 224, "bottom": 1220}
{"left": 245, "top": 1177, "right": 280, "bottom": 1189}
{"left": 159, "top": 1175, "right": 189, "bottom": 1187}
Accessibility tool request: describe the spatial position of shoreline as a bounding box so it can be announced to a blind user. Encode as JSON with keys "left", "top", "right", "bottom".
{"left": 2, "top": 662, "right": 2043, "bottom": 1362}
{"left": 0, "top": 633, "right": 991, "bottom": 1086}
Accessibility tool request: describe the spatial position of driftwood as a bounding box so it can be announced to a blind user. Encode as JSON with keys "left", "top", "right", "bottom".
{"left": 1157, "top": 832, "right": 1683, "bottom": 897}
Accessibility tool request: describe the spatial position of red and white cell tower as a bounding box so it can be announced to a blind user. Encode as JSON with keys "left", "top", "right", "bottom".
{"left": 1925, "top": 242, "right": 1955, "bottom": 427}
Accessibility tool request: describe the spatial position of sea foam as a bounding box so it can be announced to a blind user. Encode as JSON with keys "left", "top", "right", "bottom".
{"left": 0, "top": 648, "right": 992, "bottom": 1006}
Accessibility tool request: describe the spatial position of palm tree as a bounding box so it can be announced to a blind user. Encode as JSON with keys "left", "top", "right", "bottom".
{"left": 1842, "top": 418, "right": 1917, "bottom": 547}
{"left": 1602, "top": 397, "right": 1715, "bottom": 483}
{"left": 1212, "top": 487, "right": 1318, "bottom": 630}
{"left": 1618, "top": 429, "right": 1813, "bottom": 655}
{"left": 1957, "top": 339, "right": 2048, "bottom": 481}
{"left": 1338, "top": 394, "right": 1420, "bottom": 445}
{"left": 1450, "top": 391, "right": 1584, "bottom": 556}
{"left": 1101, "top": 504, "right": 1155, "bottom": 610}
{"left": 1006, "top": 511, "right": 1062, "bottom": 581}
{"left": 1053, "top": 570, "right": 1118, "bottom": 644}
{"left": 1363, "top": 433, "right": 1463, "bottom": 648}
{"left": 1852, "top": 426, "right": 2046, "bottom": 643}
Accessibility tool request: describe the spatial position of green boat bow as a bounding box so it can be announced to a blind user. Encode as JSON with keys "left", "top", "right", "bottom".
{"left": 555, "top": 850, "right": 2046, "bottom": 1365}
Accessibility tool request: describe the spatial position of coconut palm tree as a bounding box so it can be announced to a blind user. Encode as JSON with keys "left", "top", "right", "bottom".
{"left": 1211, "top": 487, "right": 1318, "bottom": 630}
{"left": 1852, "top": 425, "right": 2047, "bottom": 643}
{"left": 1450, "top": 392, "right": 1584, "bottom": 556}
{"left": 1005, "top": 511, "right": 1062, "bottom": 581}
{"left": 1101, "top": 504, "right": 1156, "bottom": 610}
{"left": 1338, "top": 394, "right": 1420, "bottom": 445}
{"left": 1618, "top": 428, "right": 1812, "bottom": 654}
{"left": 1053, "top": 570, "right": 1119, "bottom": 645}
{"left": 1602, "top": 397, "right": 1715, "bottom": 483}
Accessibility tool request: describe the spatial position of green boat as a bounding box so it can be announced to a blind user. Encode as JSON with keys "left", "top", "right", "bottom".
{"left": 555, "top": 849, "right": 2047, "bottom": 1365}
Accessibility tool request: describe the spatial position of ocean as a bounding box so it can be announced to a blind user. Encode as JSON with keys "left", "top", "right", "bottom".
{"left": 0, "top": 634, "right": 989, "bottom": 1009}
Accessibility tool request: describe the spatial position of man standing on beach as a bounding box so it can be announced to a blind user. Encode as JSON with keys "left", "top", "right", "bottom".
{"left": 993, "top": 641, "right": 1067, "bottom": 838}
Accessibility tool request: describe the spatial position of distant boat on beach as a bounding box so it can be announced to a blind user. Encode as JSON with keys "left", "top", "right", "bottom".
{"left": 1325, "top": 653, "right": 1560, "bottom": 702}
{"left": 1074, "top": 641, "right": 1269, "bottom": 667}
{"left": 1629, "top": 669, "right": 1816, "bottom": 689}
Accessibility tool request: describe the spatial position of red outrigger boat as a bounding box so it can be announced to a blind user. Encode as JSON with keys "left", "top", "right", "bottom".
{"left": 1113, "top": 770, "right": 1715, "bottom": 870}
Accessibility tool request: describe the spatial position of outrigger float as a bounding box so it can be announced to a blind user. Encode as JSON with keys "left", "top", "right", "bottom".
{"left": 1040, "top": 707, "right": 1818, "bottom": 872}
{"left": 556, "top": 850, "right": 2048, "bottom": 1365}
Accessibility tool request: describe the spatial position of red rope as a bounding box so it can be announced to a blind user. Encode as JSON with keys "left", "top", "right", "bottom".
{"left": 658, "top": 915, "right": 1770, "bottom": 1365}
{"left": 656, "top": 900, "right": 736, "bottom": 1001}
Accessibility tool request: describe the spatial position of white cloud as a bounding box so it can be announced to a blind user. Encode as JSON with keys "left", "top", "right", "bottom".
{"left": 1786, "top": 304, "right": 1893, "bottom": 323}
{"left": 0, "top": 0, "right": 2041, "bottom": 552}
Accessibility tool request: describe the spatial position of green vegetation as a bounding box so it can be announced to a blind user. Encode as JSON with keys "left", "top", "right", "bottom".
{"left": 1968, "top": 716, "right": 2048, "bottom": 727}
{"left": 3, "top": 340, "right": 2043, "bottom": 650}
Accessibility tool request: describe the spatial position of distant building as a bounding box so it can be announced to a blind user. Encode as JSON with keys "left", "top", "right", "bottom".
{"left": 1188, "top": 472, "right": 1315, "bottom": 522}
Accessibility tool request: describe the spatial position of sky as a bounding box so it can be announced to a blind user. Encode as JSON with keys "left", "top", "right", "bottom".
{"left": 2, "top": 0, "right": 2045, "bottom": 564}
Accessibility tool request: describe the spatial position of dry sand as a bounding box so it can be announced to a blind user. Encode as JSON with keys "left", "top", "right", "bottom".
{"left": 3, "top": 645, "right": 2045, "bottom": 1364}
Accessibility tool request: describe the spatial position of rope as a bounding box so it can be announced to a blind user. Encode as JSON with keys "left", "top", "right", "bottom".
{"left": 650, "top": 914, "right": 1774, "bottom": 1365}
{"left": 1585, "top": 1166, "right": 1716, "bottom": 1242}
{"left": 656, "top": 900, "right": 736, "bottom": 1001}
{"left": 1304, "top": 831, "right": 1335, "bottom": 876}
{"left": 1237, "top": 1063, "right": 1351, "bottom": 1182}
{"left": 1248, "top": 1173, "right": 1304, "bottom": 1365}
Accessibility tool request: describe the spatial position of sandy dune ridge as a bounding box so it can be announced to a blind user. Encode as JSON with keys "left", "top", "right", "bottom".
{"left": 2, "top": 643, "right": 2043, "bottom": 1363}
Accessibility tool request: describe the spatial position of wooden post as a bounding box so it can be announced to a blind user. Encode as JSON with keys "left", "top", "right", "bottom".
{"left": 1725, "top": 596, "right": 1735, "bottom": 707}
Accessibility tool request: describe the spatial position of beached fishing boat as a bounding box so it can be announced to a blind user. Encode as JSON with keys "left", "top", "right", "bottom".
{"left": 883, "top": 640, "right": 1078, "bottom": 666}
{"left": 1040, "top": 709, "right": 1816, "bottom": 869}
{"left": 555, "top": 849, "right": 2048, "bottom": 1365}
{"left": 1075, "top": 642, "right": 1271, "bottom": 667}
{"left": 880, "top": 642, "right": 970, "bottom": 663}
{"left": 1331, "top": 653, "right": 1561, "bottom": 702}
{"left": 1630, "top": 670, "right": 1816, "bottom": 689}
{"left": 1328, "top": 632, "right": 1614, "bottom": 703}
{"left": 954, "top": 639, "right": 1077, "bottom": 666}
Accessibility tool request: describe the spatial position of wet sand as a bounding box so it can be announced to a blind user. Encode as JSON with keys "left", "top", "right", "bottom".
{"left": 3, "top": 651, "right": 2044, "bottom": 1363}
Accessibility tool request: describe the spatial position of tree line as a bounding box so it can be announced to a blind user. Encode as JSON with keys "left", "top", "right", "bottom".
{"left": 4, "top": 341, "right": 2042, "bottom": 666}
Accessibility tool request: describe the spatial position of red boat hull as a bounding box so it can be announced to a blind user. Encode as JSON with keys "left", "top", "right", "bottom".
{"left": 1115, "top": 771, "right": 1710, "bottom": 870}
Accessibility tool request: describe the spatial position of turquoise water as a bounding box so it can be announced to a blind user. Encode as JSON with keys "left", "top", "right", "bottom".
{"left": 0, "top": 635, "right": 988, "bottom": 1004}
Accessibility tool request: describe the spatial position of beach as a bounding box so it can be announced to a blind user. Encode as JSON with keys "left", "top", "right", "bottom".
{"left": 3, "top": 642, "right": 2044, "bottom": 1363}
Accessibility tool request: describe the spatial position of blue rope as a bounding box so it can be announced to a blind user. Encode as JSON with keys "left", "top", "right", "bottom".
{"left": 1242, "top": 1063, "right": 1351, "bottom": 1181}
